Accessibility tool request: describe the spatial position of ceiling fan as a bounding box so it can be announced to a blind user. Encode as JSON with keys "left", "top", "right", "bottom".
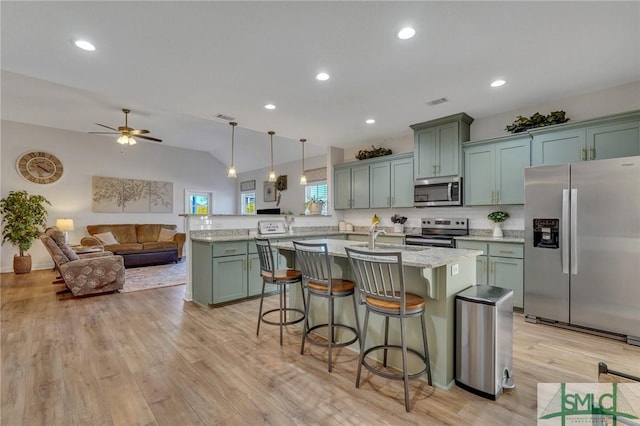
{"left": 89, "top": 108, "right": 162, "bottom": 145}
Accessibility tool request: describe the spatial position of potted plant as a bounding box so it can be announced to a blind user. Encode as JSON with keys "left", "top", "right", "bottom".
{"left": 391, "top": 214, "right": 407, "bottom": 233}
{"left": 304, "top": 197, "right": 326, "bottom": 215}
{"left": 0, "top": 190, "right": 51, "bottom": 273}
{"left": 487, "top": 211, "right": 509, "bottom": 238}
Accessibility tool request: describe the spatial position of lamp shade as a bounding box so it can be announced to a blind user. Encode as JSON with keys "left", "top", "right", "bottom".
{"left": 56, "top": 218, "right": 74, "bottom": 232}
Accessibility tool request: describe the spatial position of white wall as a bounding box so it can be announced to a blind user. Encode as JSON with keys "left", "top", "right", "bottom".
{"left": 1, "top": 120, "right": 236, "bottom": 272}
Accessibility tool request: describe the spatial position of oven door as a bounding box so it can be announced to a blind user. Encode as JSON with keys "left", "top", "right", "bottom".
{"left": 405, "top": 235, "right": 456, "bottom": 248}
{"left": 414, "top": 177, "right": 462, "bottom": 207}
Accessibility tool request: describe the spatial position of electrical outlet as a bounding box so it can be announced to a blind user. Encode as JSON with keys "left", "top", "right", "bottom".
{"left": 451, "top": 263, "right": 459, "bottom": 276}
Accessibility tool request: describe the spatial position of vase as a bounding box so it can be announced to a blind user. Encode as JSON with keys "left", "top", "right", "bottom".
{"left": 393, "top": 224, "right": 404, "bottom": 233}
{"left": 308, "top": 202, "right": 322, "bottom": 215}
{"left": 492, "top": 222, "right": 503, "bottom": 238}
{"left": 13, "top": 254, "right": 32, "bottom": 274}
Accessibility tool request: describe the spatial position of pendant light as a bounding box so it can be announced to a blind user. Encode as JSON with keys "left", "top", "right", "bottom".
{"left": 299, "top": 138, "right": 307, "bottom": 185}
{"left": 268, "top": 130, "right": 277, "bottom": 182}
{"left": 227, "top": 121, "right": 238, "bottom": 178}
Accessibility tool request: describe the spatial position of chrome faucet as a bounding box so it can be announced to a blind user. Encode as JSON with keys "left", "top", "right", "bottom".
{"left": 368, "top": 224, "right": 387, "bottom": 250}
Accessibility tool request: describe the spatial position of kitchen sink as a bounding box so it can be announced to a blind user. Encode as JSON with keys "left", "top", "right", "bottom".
{"left": 352, "top": 243, "right": 428, "bottom": 252}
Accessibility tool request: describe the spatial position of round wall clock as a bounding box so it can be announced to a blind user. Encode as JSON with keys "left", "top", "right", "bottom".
{"left": 16, "top": 151, "right": 64, "bottom": 184}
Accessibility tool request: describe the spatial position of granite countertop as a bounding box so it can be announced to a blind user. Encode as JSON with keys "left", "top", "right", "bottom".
{"left": 190, "top": 230, "right": 407, "bottom": 243}
{"left": 271, "top": 238, "right": 482, "bottom": 269}
{"left": 455, "top": 235, "right": 525, "bottom": 244}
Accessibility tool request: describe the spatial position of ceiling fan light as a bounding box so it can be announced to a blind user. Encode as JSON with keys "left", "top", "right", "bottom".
{"left": 128, "top": 136, "right": 136, "bottom": 145}
{"left": 117, "top": 135, "right": 129, "bottom": 145}
{"left": 227, "top": 165, "right": 237, "bottom": 178}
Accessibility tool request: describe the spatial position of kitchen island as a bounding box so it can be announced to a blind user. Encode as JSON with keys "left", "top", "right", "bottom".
{"left": 271, "top": 238, "right": 481, "bottom": 389}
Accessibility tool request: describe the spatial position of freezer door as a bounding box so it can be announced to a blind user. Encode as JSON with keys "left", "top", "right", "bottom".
{"left": 524, "top": 164, "right": 570, "bottom": 322}
{"left": 569, "top": 156, "right": 640, "bottom": 338}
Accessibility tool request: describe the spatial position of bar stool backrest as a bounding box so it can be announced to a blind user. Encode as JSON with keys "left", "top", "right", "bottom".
{"left": 293, "top": 241, "right": 333, "bottom": 290}
{"left": 255, "top": 238, "right": 277, "bottom": 280}
{"left": 345, "top": 247, "right": 407, "bottom": 315}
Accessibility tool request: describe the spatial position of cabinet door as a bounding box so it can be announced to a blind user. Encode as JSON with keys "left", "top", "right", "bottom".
{"left": 496, "top": 138, "right": 530, "bottom": 204}
{"left": 587, "top": 121, "right": 640, "bottom": 160}
{"left": 489, "top": 256, "right": 523, "bottom": 309}
{"left": 476, "top": 255, "right": 488, "bottom": 285}
{"left": 351, "top": 164, "right": 370, "bottom": 208}
{"left": 532, "top": 129, "right": 586, "bottom": 166}
{"left": 414, "top": 127, "right": 438, "bottom": 178}
{"left": 212, "top": 254, "right": 247, "bottom": 303}
{"left": 390, "top": 157, "right": 414, "bottom": 207}
{"left": 334, "top": 167, "right": 352, "bottom": 209}
{"left": 369, "top": 161, "right": 391, "bottom": 208}
{"left": 192, "top": 241, "right": 213, "bottom": 305}
{"left": 436, "top": 122, "right": 460, "bottom": 176}
{"left": 247, "top": 253, "right": 263, "bottom": 297}
{"left": 464, "top": 144, "right": 495, "bottom": 205}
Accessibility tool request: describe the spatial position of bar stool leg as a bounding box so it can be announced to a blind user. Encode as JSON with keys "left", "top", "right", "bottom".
{"left": 383, "top": 316, "right": 390, "bottom": 367}
{"left": 328, "top": 296, "right": 334, "bottom": 372}
{"left": 279, "top": 284, "right": 285, "bottom": 346}
{"left": 351, "top": 296, "right": 362, "bottom": 351}
{"left": 256, "top": 282, "right": 266, "bottom": 336}
{"left": 300, "top": 290, "right": 310, "bottom": 355}
{"left": 400, "top": 316, "right": 410, "bottom": 412}
{"left": 356, "top": 308, "right": 370, "bottom": 388}
{"left": 421, "top": 314, "right": 433, "bottom": 386}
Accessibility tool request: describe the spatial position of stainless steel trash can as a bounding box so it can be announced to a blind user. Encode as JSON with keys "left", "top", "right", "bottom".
{"left": 455, "top": 285, "right": 515, "bottom": 400}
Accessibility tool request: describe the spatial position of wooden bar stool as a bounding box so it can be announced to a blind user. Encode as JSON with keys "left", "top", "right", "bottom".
{"left": 345, "top": 247, "right": 432, "bottom": 412}
{"left": 255, "top": 238, "right": 305, "bottom": 346}
{"left": 294, "top": 241, "right": 360, "bottom": 372}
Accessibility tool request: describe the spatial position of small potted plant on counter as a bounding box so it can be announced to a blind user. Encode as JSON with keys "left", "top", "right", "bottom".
{"left": 304, "top": 197, "right": 326, "bottom": 215}
{"left": 487, "top": 211, "right": 510, "bottom": 238}
{"left": 391, "top": 214, "right": 407, "bottom": 233}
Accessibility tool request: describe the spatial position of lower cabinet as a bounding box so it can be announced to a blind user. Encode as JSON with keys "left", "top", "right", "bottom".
{"left": 456, "top": 240, "right": 524, "bottom": 309}
{"left": 192, "top": 240, "right": 249, "bottom": 305}
{"left": 212, "top": 254, "right": 247, "bottom": 303}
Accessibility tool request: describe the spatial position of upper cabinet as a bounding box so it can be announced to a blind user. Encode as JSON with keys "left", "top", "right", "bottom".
{"left": 531, "top": 110, "right": 640, "bottom": 166}
{"left": 334, "top": 153, "right": 414, "bottom": 210}
{"left": 464, "top": 134, "right": 531, "bottom": 205}
{"left": 411, "top": 113, "right": 474, "bottom": 179}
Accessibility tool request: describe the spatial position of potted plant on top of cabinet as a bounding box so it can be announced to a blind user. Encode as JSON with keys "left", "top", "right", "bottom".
{"left": 0, "top": 190, "right": 51, "bottom": 273}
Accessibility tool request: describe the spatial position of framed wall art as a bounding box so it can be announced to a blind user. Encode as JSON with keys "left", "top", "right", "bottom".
{"left": 263, "top": 181, "right": 276, "bottom": 202}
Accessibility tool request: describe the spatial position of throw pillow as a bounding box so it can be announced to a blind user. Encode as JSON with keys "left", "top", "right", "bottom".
{"left": 158, "top": 228, "right": 177, "bottom": 242}
{"left": 93, "top": 231, "right": 118, "bottom": 245}
{"left": 47, "top": 227, "right": 80, "bottom": 261}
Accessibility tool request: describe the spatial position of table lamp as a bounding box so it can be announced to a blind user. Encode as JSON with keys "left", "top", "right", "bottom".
{"left": 56, "top": 218, "right": 74, "bottom": 244}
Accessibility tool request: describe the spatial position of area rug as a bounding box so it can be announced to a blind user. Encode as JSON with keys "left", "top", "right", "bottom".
{"left": 120, "top": 260, "right": 186, "bottom": 293}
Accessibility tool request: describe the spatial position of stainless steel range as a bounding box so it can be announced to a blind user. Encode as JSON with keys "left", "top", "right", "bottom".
{"left": 405, "top": 217, "right": 469, "bottom": 248}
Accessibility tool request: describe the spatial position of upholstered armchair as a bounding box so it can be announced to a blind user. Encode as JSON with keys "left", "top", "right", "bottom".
{"left": 40, "top": 227, "right": 125, "bottom": 296}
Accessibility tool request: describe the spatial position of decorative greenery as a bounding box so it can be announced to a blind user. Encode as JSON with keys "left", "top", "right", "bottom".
{"left": 487, "top": 211, "right": 510, "bottom": 223}
{"left": 304, "top": 196, "right": 326, "bottom": 210}
{"left": 391, "top": 214, "right": 407, "bottom": 224}
{"left": 355, "top": 145, "right": 392, "bottom": 160}
{"left": 505, "top": 111, "right": 569, "bottom": 133}
{"left": 0, "top": 190, "right": 51, "bottom": 256}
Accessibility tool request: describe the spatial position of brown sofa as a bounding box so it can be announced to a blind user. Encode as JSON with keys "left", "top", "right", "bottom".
{"left": 41, "top": 227, "right": 125, "bottom": 296}
{"left": 81, "top": 224, "right": 186, "bottom": 268}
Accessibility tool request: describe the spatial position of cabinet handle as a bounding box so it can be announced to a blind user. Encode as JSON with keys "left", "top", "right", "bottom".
{"left": 581, "top": 147, "right": 587, "bottom": 161}
{"left": 432, "top": 165, "right": 436, "bottom": 175}
{"left": 481, "top": 259, "right": 486, "bottom": 273}
{"left": 499, "top": 250, "right": 513, "bottom": 254}
{"left": 589, "top": 147, "right": 595, "bottom": 160}
{"left": 387, "top": 196, "right": 390, "bottom": 206}
{"left": 225, "top": 248, "right": 237, "bottom": 253}
{"left": 391, "top": 196, "right": 395, "bottom": 206}
{"left": 243, "top": 259, "right": 246, "bottom": 271}
{"left": 496, "top": 190, "right": 500, "bottom": 203}
{"left": 490, "top": 260, "right": 494, "bottom": 273}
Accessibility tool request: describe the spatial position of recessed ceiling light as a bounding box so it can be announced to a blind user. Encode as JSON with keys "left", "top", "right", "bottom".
{"left": 74, "top": 40, "right": 95, "bottom": 51}
{"left": 365, "top": 119, "right": 376, "bottom": 124}
{"left": 491, "top": 79, "right": 506, "bottom": 88}
{"left": 397, "top": 27, "right": 416, "bottom": 40}
{"left": 264, "top": 104, "right": 276, "bottom": 110}
{"left": 316, "top": 72, "right": 330, "bottom": 81}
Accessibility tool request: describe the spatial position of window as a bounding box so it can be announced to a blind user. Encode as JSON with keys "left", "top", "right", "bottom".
{"left": 185, "top": 190, "right": 213, "bottom": 214}
{"left": 305, "top": 182, "right": 328, "bottom": 215}
{"left": 241, "top": 191, "right": 256, "bottom": 215}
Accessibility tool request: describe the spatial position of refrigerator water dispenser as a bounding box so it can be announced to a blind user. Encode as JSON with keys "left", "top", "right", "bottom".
{"left": 532, "top": 218, "right": 559, "bottom": 249}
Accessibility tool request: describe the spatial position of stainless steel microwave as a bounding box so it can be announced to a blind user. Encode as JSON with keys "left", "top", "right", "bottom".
{"left": 414, "top": 176, "right": 462, "bottom": 207}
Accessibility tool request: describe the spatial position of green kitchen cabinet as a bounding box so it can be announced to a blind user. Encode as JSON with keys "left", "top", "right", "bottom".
{"left": 531, "top": 111, "right": 640, "bottom": 166}
{"left": 192, "top": 240, "right": 249, "bottom": 305}
{"left": 333, "top": 163, "right": 370, "bottom": 209}
{"left": 192, "top": 240, "right": 214, "bottom": 305}
{"left": 464, "top": 135, "right": 530, "bottom": 205}
{"left": 456, "top": 240, "right": 523, "bottom": 308}
{"left": 369, "top": 153, "right": 414, "bottom": 208}
{"left": 411, "top": 112, "right": 473, "bottom": 179}
{"left": 212, "top": 254, "right": 247, "bottom": 303}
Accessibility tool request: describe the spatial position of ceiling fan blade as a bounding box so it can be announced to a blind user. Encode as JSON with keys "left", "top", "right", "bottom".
{"left": 130, "top": 129, "right": 150, "bottom": 135}
{"left": 89, "top": 131, "right": 119, "bottom": 135}
{"left": 95, "top": 123, "right": 118, "bottom": 131}
{"left": 136, "top": 135, "right": 163, "bottom": 142}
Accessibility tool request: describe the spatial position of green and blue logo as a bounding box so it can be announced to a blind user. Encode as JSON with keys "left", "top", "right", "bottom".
{"left": 538, "top": 383, "right": 639, "bottom": 425}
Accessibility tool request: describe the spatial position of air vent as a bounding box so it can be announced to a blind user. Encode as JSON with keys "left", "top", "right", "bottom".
{"left": 215, "top": 113, "right": 236, "bottom": 121}
{"left": 426, "top": 97, "right": 448, "bottom": 106}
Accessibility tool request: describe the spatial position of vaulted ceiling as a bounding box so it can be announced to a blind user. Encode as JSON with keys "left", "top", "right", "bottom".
{"left": 2, "top": 1, "right": 638, "bottom": 172}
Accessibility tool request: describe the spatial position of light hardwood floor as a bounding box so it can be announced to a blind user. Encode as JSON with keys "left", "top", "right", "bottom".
{"left": 1, "top": 269, "right": 639, "bottom": 425}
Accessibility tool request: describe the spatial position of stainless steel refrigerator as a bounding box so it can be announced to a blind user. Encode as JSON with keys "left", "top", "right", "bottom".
{"left": 524, "top": 156, "right": 640, "bottom": 345}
